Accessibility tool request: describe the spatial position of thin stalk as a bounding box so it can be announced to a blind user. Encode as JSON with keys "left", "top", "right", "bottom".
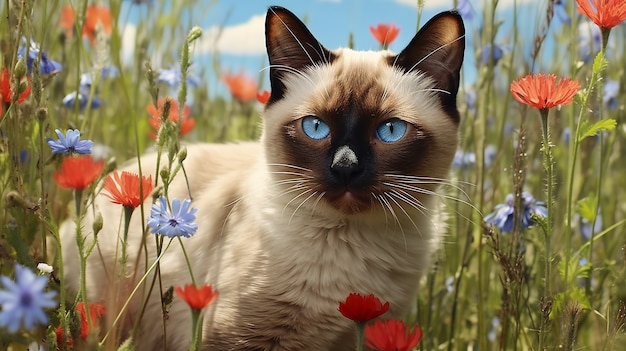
{"left": 538, "top": 108, "right": 553, "bottom": 297}
{"left": 189, "top": 309, "right": 203, "bottom": 351}
{"left": 100, "top": 239, "right": 174, "bottom": 345}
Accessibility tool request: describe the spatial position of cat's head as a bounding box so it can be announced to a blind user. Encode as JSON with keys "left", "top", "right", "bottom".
{"left": 261, "top": 6, "right": 464, "bottom": 217}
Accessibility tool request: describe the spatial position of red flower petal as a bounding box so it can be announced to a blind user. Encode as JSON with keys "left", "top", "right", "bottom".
{"left": 510, "top": 73, "right": 580, "bottom": 110}
{"left": 338, "top": 293, "right": 390, "bottom": 323}
{"left": 365, "top": 319, "right": 423, "bottom": 351}
{"left": 0, "top": 67, "right": 31, "bottom": 104}
{"left": 102, "top": 171, "right": 153, "bottom": 208}
{"left": 54, "top": 156, "right": 104, "bottom": 190}
{"left": 576, "top": 0, "right": 626, "bottom": 30}
{"left": 256, "top": 90, "right": 270, "bottom": 104}
{"left": 222, "top": 72, "right": 258, "bottom": 103}
{"left": 369, "top": 24, "right": 400, "bottom": 46}
{"left": 175, "top": 284, "right": 219, "bottom": 310}
{"left": 146, "top": 98, "right": 195, "bottom": 140}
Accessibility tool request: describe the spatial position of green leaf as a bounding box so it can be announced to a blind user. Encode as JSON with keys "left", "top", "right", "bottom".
{"left": 592, "top": 51, "right": 608, "bottom": 75}
{"left": 569, "top": 287, "right": 591, "bottom": 310}
{"left": 577, "top": 118, "right": 616, "bottom": 142}
{"left": 550, "top": 292, "right": 566, "bottom": 319}
{"left": 577, "top": 196, "right": 597, "bottom": 222}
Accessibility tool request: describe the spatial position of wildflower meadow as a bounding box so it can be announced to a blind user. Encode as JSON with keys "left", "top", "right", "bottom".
{"left": 1, "top": 0, "right": 626, "bottom": 350}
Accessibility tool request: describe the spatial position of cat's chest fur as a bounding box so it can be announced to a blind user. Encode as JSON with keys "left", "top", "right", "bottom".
{"left": 177, "top": 143, "right": 440, "bottom": 349}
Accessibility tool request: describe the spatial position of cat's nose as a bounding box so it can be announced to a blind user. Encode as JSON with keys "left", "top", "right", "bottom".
{"left": 331, "top": 145, "right": 361, "bottom": 184}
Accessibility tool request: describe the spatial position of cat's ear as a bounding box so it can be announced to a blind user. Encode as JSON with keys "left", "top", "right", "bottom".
{"left": 392, "top": 11, "right": 465, "bottom": 114}
{"left": 265, "top": 6, "right": 334, "bottom": 104}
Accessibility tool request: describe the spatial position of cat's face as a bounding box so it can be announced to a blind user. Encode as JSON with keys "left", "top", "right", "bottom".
{"left": 261, "top": 7, "right": 465, "bottom": 216}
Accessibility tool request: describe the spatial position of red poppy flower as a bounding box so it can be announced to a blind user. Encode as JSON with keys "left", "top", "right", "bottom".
{"left": 369, "top": 24, "right": 400, "bottom": 46}
{"left": 222, "top": 72, "right": 258, "bottom": 103}
{"left": 102, "top": 171, "right": 153, "bottom": 208}
{"left": 146, "top": 98, "right": 195, "bottom": 140}
{"left": 256, "top": 90, "right": 270, "bottom": 104}
{"left": 54, "top": 156, "right": 104, "bottom": 190}
{"left": 175, "top": 284, "right": 219, "bottom": 310}
{"left": 55, "top": 302, "right": 105, "bottom": 349}
{"left": 576, "top": 0, "right": 626, "bottom": 30}
{"left": 510, "top": 73, "right": 580, "bottom": 110}
{"left": 60, "top": 5, "right": 112, "bottom": 44}
{"left": 365, "top": 319, "right": 423, "bottom": 351}
{"left": 0, "top": 68, "right": 31, "bottom": 104}
{"left": 338, "top": 293, "right": 390, "bottom": 323}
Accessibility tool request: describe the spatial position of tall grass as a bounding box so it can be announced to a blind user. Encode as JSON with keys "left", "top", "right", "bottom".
{"left": 1, "top": 0, "right": 625, "bottom": 350}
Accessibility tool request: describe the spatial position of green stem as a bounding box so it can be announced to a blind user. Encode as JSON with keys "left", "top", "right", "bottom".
{"left": 538, "top": 108, "right": 553, "bottom": 298}
{"left": 120, "top": 205, "right": 135, "bottom": 274}
{"left": 100, "top": 239, "right": 174, "bottom": 345}
{"left": 178, "top": 237, "right": 196, "bottom": 285}
{"left": 355, "top": 322, "right": 365, "bottom": 351}
{"left": 74, "top": 188, "right": 93, "bottom": 332}
{"left": 190, "top": 309, "right": 203, "bottom": 351}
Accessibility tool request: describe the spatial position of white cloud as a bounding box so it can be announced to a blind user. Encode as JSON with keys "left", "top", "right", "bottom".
{"left": 395, "top": 0, "right": 536, "bottom": 10}
{"left": 394, "top": 0, "right": 453, "bottom": 10}
{"left": 196, "top": 13, "right": 266, "bottom": 55}
{"left": 120, "top": 24, "right": 137, "bottom": 65}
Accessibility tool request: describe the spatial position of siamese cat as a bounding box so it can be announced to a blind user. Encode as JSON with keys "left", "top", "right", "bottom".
{"left": 61, "top": 6, "right": 465, "bottom": 351}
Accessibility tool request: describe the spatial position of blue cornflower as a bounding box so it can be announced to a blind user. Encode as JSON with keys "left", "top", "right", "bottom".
{"left": 79, "top": 67, "right": 119, "bottom": 90}
{"left": 17, "top": 38, "right": 62, "bottom": 75}
{"left": 554, "top": 0, "right": 571, "bottom": 25}
{"left": 484, "top": 192, "right": 547, "bottom": 233}
{"left": 0, "top": 264, "right": 57, "bottom": 333}
{"left": 148, "top": 196, "right": 198, "bottom": 238}
{"left": 62, "top": 91, "right": 102, "bottom": 110}
{"left": 457, "top": 0, "right": 473, "bottom": 21}
{"left": 484, "top": 144, "right": 497, "bottom": 169}
{"left": 46, "top": 129, "right": 93, "bottom": 155}
{"left": 580, "top": 210, "right": 602, "bottom": 241}
{"left": 487, "top": 317, "right": 501, "bottom": 342}
{"left": 157, "top": 67, "right": 200, "bottom": 88}
{"left": 578, "top": 21, "right": 602, "bottom": 63}
{"left": 480, "top": 43, "right": 507, "bottom": 65}
{"left": 452, "top": 150, "right": 476, "bottom": 169}
{"left": 464, "top": 89, "right": 476, "bottom": 115}
{"left": 603, "top": 80, "right": 619, "bottom": 110}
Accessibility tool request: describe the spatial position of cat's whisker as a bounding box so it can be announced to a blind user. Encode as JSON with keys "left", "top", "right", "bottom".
{"left": 410, "top": 88, "right": 450, "bottom": 96}
{"left": 283, "top": 187, "right": 315, "bottom": 218}
{"left": 371, "top": 193, "right": 391, "bottom": 230}
{"left": 384, "top": 173, "right": 474, "bottom": 197}
{"left": 270, "top": 8, "right": 318, "bottom": 67}
{"left": 378, "top": 193, "right": 404, "bottom": 236}
{"left": 388, "top": 189, "right": 429, "bottom": 214}
{"left": 383, "top": 180, "right": 478, "bottom": 214}
{"left": 262, "top": 65, "right": 317, "bottom": 89}
{"left": 289, "top": 190, "right": 319, "bottom": 224}
{"left": 310, "top": 191, "right": 326, "bottom": 217}
{"left": 267, "top": 163, "right": 314, "bottom": 173}
{"left": 407, "top": 34, "right": 466, "bottom": 75}
{"left": 269, "top": 171, "right": 315, "bottom": 179}
{"left": 385, "top": 192, "right": 423, "bottom": 238}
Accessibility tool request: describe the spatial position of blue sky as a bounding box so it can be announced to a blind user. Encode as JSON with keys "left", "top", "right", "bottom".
{"left": 121, "top": 0, "right": 573, "bottom": 95}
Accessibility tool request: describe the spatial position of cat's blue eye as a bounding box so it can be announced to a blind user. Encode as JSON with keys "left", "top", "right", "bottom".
{"left": 302, "top": 116, "right": 330, "bottom": 140}
{"left": 376, "top": 119, "right": 407, "bottom": 143}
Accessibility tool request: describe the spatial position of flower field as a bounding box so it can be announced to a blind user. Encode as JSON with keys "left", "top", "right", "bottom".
{"left": 1, "top": 0, "right": 626, "bottom": 350}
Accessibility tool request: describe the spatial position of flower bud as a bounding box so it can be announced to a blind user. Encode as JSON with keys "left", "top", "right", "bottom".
{"left": 187, "top": 26, "right": 203, "bottom": 42}
{"left": 93, "top": 211, "right": 104, "bottom": 237}
{"left": 14, "top": 58, "right": 27, "bottom": 79}
{"left": 177, "top": 146, "right": 187, "bottom": 162}
{"left": 36, "top": 107, "right": 48, "bottom": 121}
{"left": 18, "top": 79, "right": 29, "bottom": 94}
